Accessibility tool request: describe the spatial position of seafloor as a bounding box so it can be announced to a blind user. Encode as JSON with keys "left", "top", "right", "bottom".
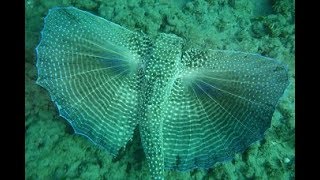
{"left": 25, "top": 0, "right": 295, "bottom": 179}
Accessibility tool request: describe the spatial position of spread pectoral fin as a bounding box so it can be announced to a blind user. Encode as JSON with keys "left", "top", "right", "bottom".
{"left": 162, "top": 49, "right": 288, "bottom": 170}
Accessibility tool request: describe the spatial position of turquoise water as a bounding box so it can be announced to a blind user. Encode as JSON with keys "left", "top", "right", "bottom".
{"left": 25, "top": 0, "right": 295, "bottom": 179}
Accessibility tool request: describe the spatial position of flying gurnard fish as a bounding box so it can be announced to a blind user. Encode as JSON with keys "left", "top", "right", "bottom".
{"left": 36, "top": 7, "right": 289, "bottom": 180}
